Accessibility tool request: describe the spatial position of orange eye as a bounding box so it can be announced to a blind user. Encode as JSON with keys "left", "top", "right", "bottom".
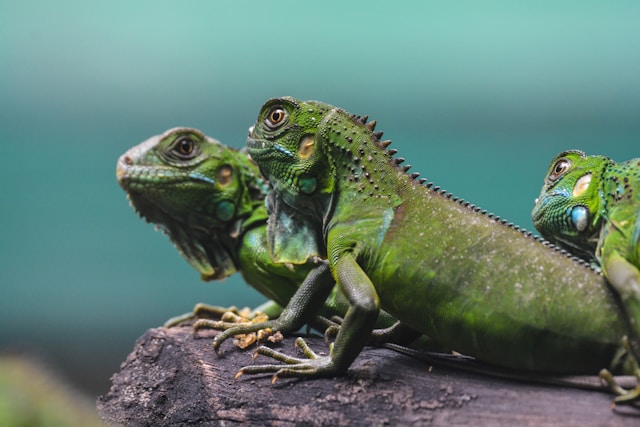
{"left": 265, "top": 107, "right": 286, "bottom": 129}
{"left": 217, "top": 165, "right": 233, "bottom": 186}
{"left": 173, "top": 137, "right": 195, "bottom": 158}
{"left": 549, "top": 159, "right": 570, "bottom": 181}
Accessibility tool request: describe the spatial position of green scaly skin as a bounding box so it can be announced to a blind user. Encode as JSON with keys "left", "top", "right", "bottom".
{"left": 116, "top": 127, "right": 421, "bottom": 347}
{"left": 532, "top": 150, "right": 640, "bottom": 403}
{"left": 239, "top": 96, "right": 631, "bottom": 387}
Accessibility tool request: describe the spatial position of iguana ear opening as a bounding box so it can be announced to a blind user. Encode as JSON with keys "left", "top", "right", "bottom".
{"left": 572, "top": 174, "right": 592, "bottom": 197}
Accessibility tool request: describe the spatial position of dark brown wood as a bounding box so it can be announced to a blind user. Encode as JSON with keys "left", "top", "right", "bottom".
{"left": 97, "top": 325, "right": 640, "bottom": 426}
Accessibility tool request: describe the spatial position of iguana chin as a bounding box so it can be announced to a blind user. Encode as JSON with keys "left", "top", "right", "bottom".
{"left": 116, "top": 127, "right": 419, "bottom": 347}
{"left": 238, "top": 96, "right": 631, "bottom": 388}
{"left": 532, "top": 150, "right": 640, "bottom": 402}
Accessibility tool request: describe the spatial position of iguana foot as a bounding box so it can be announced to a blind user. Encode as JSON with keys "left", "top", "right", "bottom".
{"left": 163, "top": 303, "right": 240, "bottom": 328}
{"left": 599, "top": 369, "right": 640, "bottom": 405}
{"left": 194, "top": 309, "right": 284, "bottom": 350}
{"left": 599, "top": 336, "right": 640, "bottom": 405}
{"left": 235, "top": 337, "right": 340, "bottom": 382}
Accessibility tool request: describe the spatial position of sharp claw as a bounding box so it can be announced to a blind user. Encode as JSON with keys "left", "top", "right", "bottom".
{"left": 271, "top": 374, "right": 279, "bottom": 384}
{"left": 234, "top": 370, "right": 244, "bottom": 380}
{"left": 212, "top": 341, "right": 222, "bottom": 356}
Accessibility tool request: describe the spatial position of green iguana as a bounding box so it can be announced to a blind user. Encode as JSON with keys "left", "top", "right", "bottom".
{"left": 116, "top": 127, "right": 419, "bottom": 347}
{"left": 219, "top": 96, "right": 634, "bottom": 393}
{"left": 532, "top": 150, "right": 640, "bottom": 402}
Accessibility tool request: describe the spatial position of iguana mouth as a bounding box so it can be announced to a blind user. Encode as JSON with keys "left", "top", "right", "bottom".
{"left": 531, "top": 188, "right": 570, "bottom": 224}
{"left": 117, "top": 155, "right": 194, "bottom": 189}
{"left": 246, "top": 136, "right": 270, "bottom": 151}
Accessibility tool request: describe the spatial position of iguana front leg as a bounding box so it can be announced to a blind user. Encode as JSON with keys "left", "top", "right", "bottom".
{"left": 237, "top": 254, "right": 380, "bottom": 380}
{"left": 207, "top": 262, "right": 337, "bottom": 355}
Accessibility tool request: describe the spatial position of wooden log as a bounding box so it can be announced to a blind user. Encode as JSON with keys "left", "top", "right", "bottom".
{"left": 97, "top": 325, "right": 640, "bottom": 426}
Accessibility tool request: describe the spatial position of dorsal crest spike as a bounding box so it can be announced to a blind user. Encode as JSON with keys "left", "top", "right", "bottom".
{"left": 374, "top": 131, "right": 384, "bottom": 139}
{"left": 393, "top": 157, "right": 405, "bottom": 165}
{"left": 379, "top": 140, "right": 392, "bottom": 149}
{"left": 366, "top": 120, "right": 377, "bottom": 131}
{"left": 387, "top": 149, "right": 398, "bottom": 156}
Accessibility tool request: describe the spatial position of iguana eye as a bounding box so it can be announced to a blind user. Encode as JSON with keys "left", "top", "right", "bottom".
{"left": 265, "top": 107, "right": 287, "bottom": 129}
{"left": 173, "top": 137, "right": 196, "bottom": 158}
{"left": 549, "top": 159, "right": 570, "bottom": 181}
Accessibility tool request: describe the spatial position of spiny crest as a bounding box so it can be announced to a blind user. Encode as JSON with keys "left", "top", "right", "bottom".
{"left": 353, "top": 113, "right": 601, "bottom": 272}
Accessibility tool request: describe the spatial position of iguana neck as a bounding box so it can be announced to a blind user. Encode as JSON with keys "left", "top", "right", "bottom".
{"left": 318, "top": 108, "right": 405, "bottom": 213}
{"left": 601, "top": 158, "right": 640, "bottom": 214}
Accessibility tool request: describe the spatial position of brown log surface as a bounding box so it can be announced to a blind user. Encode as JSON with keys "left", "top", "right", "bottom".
{"left": 97, "top": 325, "right": 640, "bottom": 426}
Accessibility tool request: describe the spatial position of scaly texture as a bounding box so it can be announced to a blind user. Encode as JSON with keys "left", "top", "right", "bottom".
{"left": 242, "top": 97, "right": 630, "bottom": 385}
{"left": 116, "top": 127, "right": 418, "bottom": 347}
{"left": 532, "top": 150, "right": 640, "bottom": 402}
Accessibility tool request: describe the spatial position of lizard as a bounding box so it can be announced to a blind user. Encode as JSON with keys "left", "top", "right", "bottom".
{"left": 217, "top": 96, "right": 636, "bottom": 398}
{"left": 116, "top": 127, "right": 421, "bottom": 348}
{"left": 532, "top": 149, "right": 640, "bottom": 402}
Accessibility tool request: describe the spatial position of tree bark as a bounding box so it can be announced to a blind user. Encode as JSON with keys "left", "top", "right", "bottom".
{"left": 97, "top": 325, "right": 640, "bottom": 426}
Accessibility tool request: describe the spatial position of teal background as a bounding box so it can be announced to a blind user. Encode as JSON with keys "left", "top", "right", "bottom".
{"left": 1, "top": 1, "right": 638, "bottom": 398}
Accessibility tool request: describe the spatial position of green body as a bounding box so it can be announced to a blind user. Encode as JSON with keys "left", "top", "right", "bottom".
{"left": 532, "top": 150, "right": 640, "bottom": 390}
{"left": 243, "top": 97, "right": 629, "bottom": 380}
{"left": 116, "top": 127, "right": 408, "bottom": 338}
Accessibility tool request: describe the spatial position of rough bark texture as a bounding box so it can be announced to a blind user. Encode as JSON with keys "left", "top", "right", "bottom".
{"left": 97, "top": 325, "right": 640, "bottom": 427}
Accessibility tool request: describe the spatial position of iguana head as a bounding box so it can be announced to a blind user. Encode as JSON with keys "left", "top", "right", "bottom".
{"left": 117, "top": 127, "right": 266, "bottom": 281}
{"left": 247, "top": 96, "right": 398, "bottom": 209}
{"left": 246, "top": 97, "right": 335, "bottom": 211}
{"left": 531, "top": 149, "right": 611, "bottom": 261}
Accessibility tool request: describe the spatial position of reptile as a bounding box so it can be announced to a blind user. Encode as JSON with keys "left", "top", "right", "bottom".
{"left": 218, "top": 96, "right": 636, "bottom": 393}
{"left": 114, "top": 128, "right": 636, "bottom": 395}
{"left": 116, "top": 127, "right": 420, "bottom": 347}
{"left": 532, "top": 150, "right": 640, "bottom": 402}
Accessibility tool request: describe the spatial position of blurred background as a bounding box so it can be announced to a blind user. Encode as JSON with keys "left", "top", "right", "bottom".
{"left": 1, "top": 0, "right": 639, "bottom": 410}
